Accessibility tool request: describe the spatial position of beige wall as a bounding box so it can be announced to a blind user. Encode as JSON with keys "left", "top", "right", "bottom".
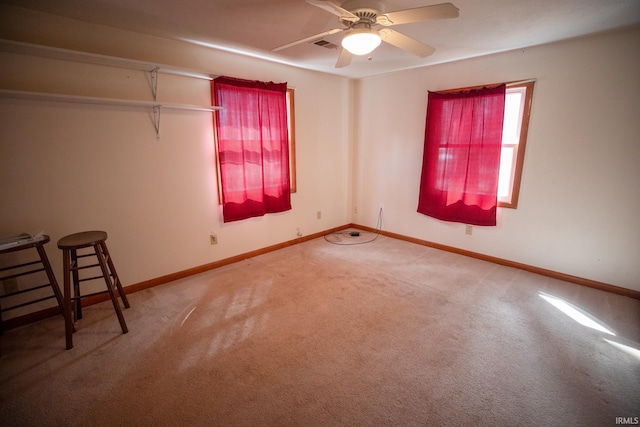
{"left": 0, "top": 6, "right": 353, "bottom": 317}
{"left": 1, "top": 5, "right": 638, "bottom": 323}
{"left": 353, "top": 26, "right": 640, "bottom": 291}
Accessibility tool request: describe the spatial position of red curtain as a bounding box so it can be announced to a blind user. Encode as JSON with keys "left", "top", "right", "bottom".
{"left": 212, "top": 76, "right": 291, "bottom": 223}
{"left": 417, "top": 85, "right": 506, "bottom": 226}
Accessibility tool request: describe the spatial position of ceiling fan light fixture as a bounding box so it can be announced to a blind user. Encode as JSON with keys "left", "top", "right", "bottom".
{"left": 341, "top": 27, "right": 381, "bottom": 55}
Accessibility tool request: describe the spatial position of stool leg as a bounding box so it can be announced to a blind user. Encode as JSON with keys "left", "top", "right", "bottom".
{"left": 94, "top": 244, "right": 128, "bottom": 334}
{"left": 62, "top": 249, "right": 74, "bottom": 350}
{"left": 71, "top": 249, "right": 82, "bottom": 321}
{"left": 37, "top": 244, "right": 72, "bottom": 347}
{"left": 99, "top": 241, "right": 130, "bottom": 309}
{"left": 36, "top": 244, "right": 65, "bottom": 318}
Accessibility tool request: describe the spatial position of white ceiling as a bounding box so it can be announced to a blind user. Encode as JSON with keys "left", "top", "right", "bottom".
{"left": 2, "top": 0, "right": 640, "bottom": 78}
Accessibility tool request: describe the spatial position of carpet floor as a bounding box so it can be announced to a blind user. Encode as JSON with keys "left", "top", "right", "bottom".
{"left": 1, "top": 231, "right": 639, "bottom": 426}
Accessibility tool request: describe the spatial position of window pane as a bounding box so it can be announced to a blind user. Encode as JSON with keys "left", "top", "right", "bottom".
{"left": 498, "top": 146, "right": 515, "bottom": 198}
{"left": 502, "top": 90, "right": 523, "bottom": 145}
{"left": 498, "top": 84, "right": 531, "bottom": 208}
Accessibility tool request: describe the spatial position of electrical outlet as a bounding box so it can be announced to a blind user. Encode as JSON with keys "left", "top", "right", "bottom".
{"left": 210, "top": 233, "right": 218, "bottom": 245}
{"left": 465, "top": 225, "right": 473, "bottom": 235}
{"left": 317, "top": 211, "right": 322, "bottom": 220}
{"left": 296, "top": 228, "right": 302, "bottom": 237}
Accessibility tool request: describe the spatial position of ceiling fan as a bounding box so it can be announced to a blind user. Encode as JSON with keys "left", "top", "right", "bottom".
{"left": 272, "top": 0, "right": 459, "bottom": 68}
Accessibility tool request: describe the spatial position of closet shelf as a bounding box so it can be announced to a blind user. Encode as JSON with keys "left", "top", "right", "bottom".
{"left": 0, "top": 38, "right": 214, "bottom": 81}
{"left": 0, "top": 89, "right": 222, "bottom": 140}
{"left": 0, "top": 39, "right": 223, "bottom": 140}
{"left": 0, "top": 89, "right": 221, "bottom": 112}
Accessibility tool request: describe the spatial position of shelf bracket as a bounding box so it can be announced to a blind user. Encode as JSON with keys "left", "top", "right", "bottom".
{"left": 153, "top": 105, "right": 161, "bottom": 140}
{"left": 151, "top": 67, "right": 159, "bottom": 101}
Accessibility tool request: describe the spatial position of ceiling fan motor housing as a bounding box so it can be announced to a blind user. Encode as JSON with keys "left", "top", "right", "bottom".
{"left": 340, "top": 0, "right": 385, "bottom": 25}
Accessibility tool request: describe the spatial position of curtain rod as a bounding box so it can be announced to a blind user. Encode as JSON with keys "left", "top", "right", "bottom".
{"left": 434, "top": 78, "right": 537, "bottom": 94}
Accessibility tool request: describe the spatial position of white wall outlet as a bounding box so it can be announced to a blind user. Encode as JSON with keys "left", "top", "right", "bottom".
{"left": 296, "top": 228, "right": 302, "bottom": 237}
{"left": 317, "top": 210, "right": 321, "bottom": 220}
{"left": 465, "top": 225, "right": 473, "bottom": 235}
{"left": 210, "top": 232, "right": 218, "bottom": 245}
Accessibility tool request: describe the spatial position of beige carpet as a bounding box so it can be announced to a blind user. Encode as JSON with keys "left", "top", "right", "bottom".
{"left": 1, "top": 231, "right": 639, "bottom": 426}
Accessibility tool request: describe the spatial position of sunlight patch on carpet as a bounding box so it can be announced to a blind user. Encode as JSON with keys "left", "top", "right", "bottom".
{"left": 225, "top": 279, "right": 272, "bottom": 319}
{"left": 603, "top": 339, "right": 640, "bottom": 361}
{"left": 180, "top": 306, "right": 197, "bottom": 328}
{"left": 539, "top": 292, "right": 615, "bottom": 335}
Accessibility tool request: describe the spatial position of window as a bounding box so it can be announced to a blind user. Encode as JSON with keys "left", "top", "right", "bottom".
{"left": 418, "top": 80, "right": 534, "bottom": 217}
{"left": 498, "top": 81, "right": 534, "bottom": 208}
{"left": 417, "top": 80, "right": 535, "bottom": 226}
{"left": 213, "top": 86, "right": 296, "bottom": 197}
{"left": 418, "top": 85, "right": 506, "bottom": 226}
{"left": 212, "top": 77, "right": 294, "bottom": 223}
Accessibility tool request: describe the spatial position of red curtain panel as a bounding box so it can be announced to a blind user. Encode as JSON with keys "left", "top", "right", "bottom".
{"left": 212, "top": 76, "right": 291, "bottom": 223}
{"left": 418, "top": 85, "right": 506, "bottom": 226}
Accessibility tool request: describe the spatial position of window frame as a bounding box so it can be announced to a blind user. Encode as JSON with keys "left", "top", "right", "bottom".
{"left": 498, "top": 81, "right": 534, "bottom": 209}
{"left": 286, "top": 88, "right": 297, "bottom": 193}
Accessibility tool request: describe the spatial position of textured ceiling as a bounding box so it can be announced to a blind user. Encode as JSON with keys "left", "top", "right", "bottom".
{"left": 2, "top": 0, "right": 640, "bottom": 78}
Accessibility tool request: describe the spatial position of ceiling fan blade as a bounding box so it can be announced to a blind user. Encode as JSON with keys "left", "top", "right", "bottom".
{"left": 335, "top": 48, "right": 353, "bottom": 68}
{"left": 379, "top": 28, "right": 435, "bottom": 58}
{"left": 271, "top": 28, "right": 344, "bottom": 52}
{"left": 377, "top": 3, "right": 459, "bottom": 26}
{"left": 306, "top": 0, "right": 360, "bottom": 22}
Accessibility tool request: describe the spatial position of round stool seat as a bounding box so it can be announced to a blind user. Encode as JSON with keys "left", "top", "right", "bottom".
{"left": 57, "top": 231, "right": 108, "bottom": 249}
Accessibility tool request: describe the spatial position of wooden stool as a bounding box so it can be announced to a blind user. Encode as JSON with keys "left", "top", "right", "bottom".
{"left": 0, "top": 235, "right": 65, "bottom": 335}
{"left": 57, "top": 231, "right": 130, "bottom": 350}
